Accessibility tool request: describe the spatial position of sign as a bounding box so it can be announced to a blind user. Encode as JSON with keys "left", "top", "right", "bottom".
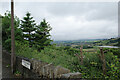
{"left": 22, "top": 59, "right": 31, "bottom": 69}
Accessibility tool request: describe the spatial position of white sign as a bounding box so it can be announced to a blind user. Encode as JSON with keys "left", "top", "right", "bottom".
{"left": 22, "top": 59, "right": 31, "bottom": 69}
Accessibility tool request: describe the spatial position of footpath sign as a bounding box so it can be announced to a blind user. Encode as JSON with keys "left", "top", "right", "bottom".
{"left": 22, "top": 59, "right": 31, "bottom": 69}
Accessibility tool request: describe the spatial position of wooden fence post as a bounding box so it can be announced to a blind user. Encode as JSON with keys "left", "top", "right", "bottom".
{"left": 80, "top": 46, "right": 83, "bottom": 65}
{"left": 100, "top": 48, "right": 106, "bottom": 76}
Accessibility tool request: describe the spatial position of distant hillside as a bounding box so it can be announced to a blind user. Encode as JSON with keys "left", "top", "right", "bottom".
{"left": 52, "top": 39, "right": 102, "bottom": 46}
{"left": 52, "top": 38, "right": 120, "bottom": 48}
{"left": 53, "top": 39, "right": 103, "bottom": 44}
{"left": 93, "top": 38, "right": 120, "bottom": 46}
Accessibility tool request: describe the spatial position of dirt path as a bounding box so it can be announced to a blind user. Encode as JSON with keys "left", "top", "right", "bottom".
{"left": 0, "top": 45, "right": 2, "bottom": 79}
{"left": 2, "top": 49, "right": 21, "bottom": 79}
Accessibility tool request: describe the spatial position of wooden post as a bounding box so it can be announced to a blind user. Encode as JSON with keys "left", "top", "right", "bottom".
{"left": 74, "top": 54, "right": 80, "bottom": 60}
{"left": 100, "top": 48, "right": 106, "bottom": 75}
{"left": 80, "top": 46, "right": 83, "bottom": 65}
{"left": 11, "top": 0, "right": 15, "bottom": 74}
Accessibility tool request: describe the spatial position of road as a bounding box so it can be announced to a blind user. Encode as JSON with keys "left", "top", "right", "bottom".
{"left": 0, "top": 57, "right": 2, "bottom": 79}
{"left": 1, "top": 47, "right": 17, "bottom": 79}
{"left": 0, "top": 45, "right": 2, "bottom": 79}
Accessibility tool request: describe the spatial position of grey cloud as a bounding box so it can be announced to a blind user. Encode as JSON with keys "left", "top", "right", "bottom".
{"left": 43, "top": 2, "right": 117, "bottom": 21}
{"left": 85, "top": 3, "right": 118, "bottom": 21}
{"left": 1, "top": 2, "right": 118, "bottom": 40}
{"left": 0, "top": 2, "right": 10, "bottom": 15}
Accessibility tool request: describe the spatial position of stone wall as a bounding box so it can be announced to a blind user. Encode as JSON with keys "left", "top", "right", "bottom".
{"left": 2, "top": 50, "right": 82, "bottom": 79}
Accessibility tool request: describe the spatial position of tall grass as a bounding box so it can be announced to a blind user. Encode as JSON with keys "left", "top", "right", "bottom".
{"left": 15, "top": 41, "right": 120, "bottom": 78}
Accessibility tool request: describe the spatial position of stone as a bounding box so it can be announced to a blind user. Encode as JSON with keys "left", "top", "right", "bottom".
{"left": 61, "top": 72, "right": 82, "bottom": 78}
{"left": 54, "top": 66, "right": 70, "bottom": 78}
{"left": 38, "top": 61, "right": 48, "bottom": 76}
{"left": 42, "top": 63, "right": 55, "bottom": 78}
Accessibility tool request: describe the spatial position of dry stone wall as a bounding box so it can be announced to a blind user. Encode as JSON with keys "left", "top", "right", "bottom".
{"left": 3, "top": 50, "right": 82, "bottom": 79}
{"left": 30, "top": 59, "right": 72, "bottom": 78}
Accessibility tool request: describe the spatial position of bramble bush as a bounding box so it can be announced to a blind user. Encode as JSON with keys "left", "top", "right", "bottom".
{"left": 105, "top": 55, "right": 120, "bottom": 79}
{"left": 15, "top": 41, "right": 120, "bottom": 78}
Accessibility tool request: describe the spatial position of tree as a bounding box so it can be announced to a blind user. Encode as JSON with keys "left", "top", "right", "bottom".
{"left": 34, "top": 19, "right": 52, "bottom": 51}
{"left": 20, "top": 12, "right": 36, "bottom": 47}
{"left": 2, "top": 11, "right": 23, "bottom": 51}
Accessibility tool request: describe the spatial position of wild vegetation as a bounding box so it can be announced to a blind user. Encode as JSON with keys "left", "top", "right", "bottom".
{"left": 1, "top": 11, "right": 120, "bottom": 79}
{"left": 2, "top": 11, "right": 52, "bottom": 52}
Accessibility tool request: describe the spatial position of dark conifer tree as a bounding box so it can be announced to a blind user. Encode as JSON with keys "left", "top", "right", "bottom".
{"left": 34, "top": 19, "right": 52, "bottom": 51}
{"left": 21, "top": 12, "right": 36, "bottom": 47}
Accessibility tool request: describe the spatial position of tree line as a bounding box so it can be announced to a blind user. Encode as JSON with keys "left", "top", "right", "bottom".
{"left": 1, "top": 11, "right": 52, "bottom": 52}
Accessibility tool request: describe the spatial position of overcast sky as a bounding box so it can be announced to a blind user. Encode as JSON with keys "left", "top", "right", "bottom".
{"left": 0, "top": 2, "right": 118, "bottom": 40}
